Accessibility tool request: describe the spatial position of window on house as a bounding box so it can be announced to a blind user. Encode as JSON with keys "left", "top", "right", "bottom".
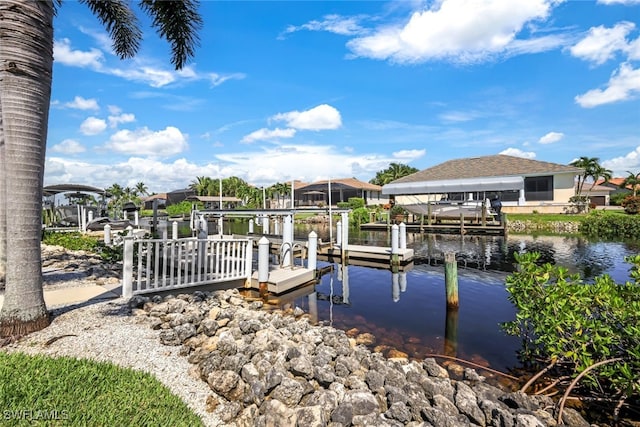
{"left": 525, "top": 176, "right": 553, "bottom": 201}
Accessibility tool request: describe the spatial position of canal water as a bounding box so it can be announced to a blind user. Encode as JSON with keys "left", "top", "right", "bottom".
{"left": 178, "top": 218, "right": 639, "bottom": 375}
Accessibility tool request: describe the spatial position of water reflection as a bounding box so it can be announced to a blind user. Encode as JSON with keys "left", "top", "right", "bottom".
{"left": 177, "top": 218, "right": 638, "bottom": 372}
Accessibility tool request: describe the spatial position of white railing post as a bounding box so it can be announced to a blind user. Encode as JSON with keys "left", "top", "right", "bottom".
{"left": 172, "top": 221, "right": 178, "bottom": 240}
{"left": 258, "top": 236, "right": 270, "bottom": 297}
{"left": 308, "top": 231, "right": 317, "bottom": 271}
{"left": 244, "top": 239, "right": 253, "bottom": 286}
{"left": 336, "top": 221, "right": 342, "bottom": 246}
{"left": 263, "top": 215, "right": 269, "bottom": 235}
{"left": 399, "top": 222, "right": 407, "bottom": 249}
{"left": 391, "top": 224, "right": 400, "bottom": 266}
{"left": 122, "top": 237, "right": 134, "bottom": 298}
{"left": 249, "top": 219, "right": 254, "bottom": 234}
{"left": 282, "top": 215, "right": 293, "bottom": 268}
{"left": 104, "top": 224, "right": 111, "bottom": 246}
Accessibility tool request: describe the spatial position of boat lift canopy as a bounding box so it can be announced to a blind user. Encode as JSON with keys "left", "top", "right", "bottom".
{"left": 382, "top": 176, "right": 524, "bottom": 195}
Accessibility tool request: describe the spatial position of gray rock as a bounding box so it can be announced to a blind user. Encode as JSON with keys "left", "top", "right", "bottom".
{"left": 216, "top": 401, "right": 242, "bottom": 423}
{"left": 424, "top": 358, "right": 449, "bottom": 378}
{"left": 313, "top": 364, "right": 336, "bottom": 387}
{"left": 296, "top": 405, "right": 326, "bottom": 426}
{"left": 499, "top": 391, "right": 540, "bottom": 412}
{"left": 199, "top": 318, "right": 219, "bottom": 336}
{"left": 344, "top": 390, "right": 380, "bottom": 415}
{"left": 289, "top": 356, "right": 314, "bottom": 379}
{"left": 271, "top": 377, "right": 305, "bottom": 407}
{"left": 331, "top": 402, "right": 354, "bottom": 425}
{"left": 207, "top": 369, "right": 240, "bottom": 395}
{"left": 514, "top": 413, "right": 545, "bottom": 427}
{"left": 158, "top": 329, "right": 181, "bottom": 346}
{"left": 433, "top": 394, "right": 459, "bottom": 417}
{"left": 455, "top": 381, "right": 485, "bottom": 426}
{"left": 261, "top": 399, "right": 297, "bottom": 426}
{"left": 173, "top": 322, "right": 196, "bottom": 341}
{"left": 421, "top": 375, "right": 455, "bottom": 402}
{"left": 386, "top": 401, "right": 413, "bottom": 423}
{"left": 365, "top": 369, "right": 386, "bottom": 390}
{"left": 560, "top": 408, "right": 590, "bottom": 427}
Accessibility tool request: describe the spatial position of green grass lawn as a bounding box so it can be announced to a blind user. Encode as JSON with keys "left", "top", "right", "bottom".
{"left": 0, "top": 352, "right": 203, "bottom": 426}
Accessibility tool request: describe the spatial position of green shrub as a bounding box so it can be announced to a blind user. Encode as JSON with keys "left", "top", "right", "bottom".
{"left": 621, "top": 195, "right": 640, "bottom": 215}
{"left": 347, "top": 197, "right": 365, "bottom": 209}
{"left": 610, "top": 192, "right": 630, "bottom": 206}
{"left": 349, "top": 207, "right": 370, "bottom": 227}
{"left": 336, "top": 201, "right": 350, "bottom": 209}
{"left": 580, "top": 210, "right": 640, "bottom": 240}
{"left": 166, "top": 201, "right": 201, "bottom": 217}
{"left": 42, "top": 231, "right": 99, "bottom": 252}
{"left": 503, "top": 252, "right": 640, "bottom": 403}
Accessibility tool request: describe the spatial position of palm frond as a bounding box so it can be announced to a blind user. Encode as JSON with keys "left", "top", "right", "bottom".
{"left": 139, "top": 0, "right": 203, "bottom": 70}
{"left": 80, "top": 0, "right": 142, "bottom": 59}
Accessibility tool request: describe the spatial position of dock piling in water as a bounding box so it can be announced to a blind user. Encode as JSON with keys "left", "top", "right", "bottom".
{"left": 444, "top": 251, "right": 459, "bottom": 308}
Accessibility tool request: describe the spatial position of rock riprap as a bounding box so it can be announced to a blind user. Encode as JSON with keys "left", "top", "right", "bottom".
{"left": 130, "top": 289, "right": 590, "bottom": 426}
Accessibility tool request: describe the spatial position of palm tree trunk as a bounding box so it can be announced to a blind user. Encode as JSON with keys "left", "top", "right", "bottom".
{"left": 0, "top": 0, "right": 54, "bottom": 336}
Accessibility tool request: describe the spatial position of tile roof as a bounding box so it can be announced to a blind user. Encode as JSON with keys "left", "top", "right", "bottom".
{"left": 299, "top": 178, "right": 382, "bottom": 191}
{"left": 392, "top": 155, "right": 583, "bottom": 184}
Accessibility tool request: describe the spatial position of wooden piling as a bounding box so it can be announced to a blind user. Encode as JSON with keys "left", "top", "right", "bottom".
{"left": 444, "top": 306, "right": 459, "bottom": 357}
{"left": 444, "top": 251, "right": 459, "bottom": 308}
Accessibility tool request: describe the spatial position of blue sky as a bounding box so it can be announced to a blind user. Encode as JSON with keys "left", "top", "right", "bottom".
{"left": 45, "top": 0, "right": 640, "bottom": 193}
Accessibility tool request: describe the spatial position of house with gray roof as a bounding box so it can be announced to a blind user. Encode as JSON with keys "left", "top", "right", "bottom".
{"left": 382, "top": 155, "right": 584, "bottom": 214}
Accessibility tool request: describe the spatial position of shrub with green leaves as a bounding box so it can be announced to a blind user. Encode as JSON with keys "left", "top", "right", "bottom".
{"left": 166, "top": 201, "right": 202, "bottom": 217}
{"left": 349, "top": 207, "right": 370, "bottom": 227}
{"left": 580, "top": 210, "right": 640, "bottom": 240}
{"left": 503, "top": 252, "right": 640, "bottom": 404}
{"left": 347, "top": 197, "right": 365, "bottom": 209}
{"left": 42, "top": 231, "right": 100, "bottom": 252}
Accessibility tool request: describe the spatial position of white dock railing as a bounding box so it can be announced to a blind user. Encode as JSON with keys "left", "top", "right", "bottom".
{"left": 122, "top": 236, "right": 253, "bottom": 297}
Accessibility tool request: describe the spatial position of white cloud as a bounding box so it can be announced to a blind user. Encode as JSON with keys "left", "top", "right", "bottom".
{"left": 570, "top": 22, "right": 635, "bottom": 65}
{"left": 44, "top": 142, "right": 404, "bottom": 192}
{"left": 282, "top": 14, "right": 369, "bottom": 37}
{"left": 51, "top": 139, "right": 86, "bottom": 154}
{"left": 392, "top": 149, "right": 426, "bottom": 160}
{"left": 241, "top": 128, "right": 297, "bottom": 144}
{"left": 271, "top": 104, "right": 342, "bottom": 130}
{"left": 538, "top": 131, "right": 564, "bottom": 144}
{"left": 602, "top": 146, "right": 640, "bottom": 176}
{"left": 208, "top": 72, "right": 246, "bottom": 87}
{"left": 54, "top": 38, "right": 104, "bottom": 68}
{"left": 64, "top": 96, "right": 99, "bottom": 111}
{"left": 575, "top": 62, "right": 640, "bottom": 107}
{"left": 346, "top": 0, "right": 558, "bottom": 64}
{"left": 108, "top": 113, "right": 136, "bottom": 128}
{"left": 103, "top": 126, "right": 188, "bottom": 157}
{"left": 80, "top": 117, "right": 107, "bottom": 135}
{"left": 499, "top": 147, "right": 536, "bottom": 159}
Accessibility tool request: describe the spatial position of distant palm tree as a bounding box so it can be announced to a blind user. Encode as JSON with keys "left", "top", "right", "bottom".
{"left": 587, "top": 165, "right": 612, "bottom": 193}
{"left": 370, "top": 163, "right": 418, "bottom": 186}
{"left": 621, "top": 171, "right": 640, "bottom": 197}
{"left": 135, "top": 182, "right": 148, "bottom": 196}
{"left": 190, "top": 176, "right": 212, "bottom": 196}
{"left": 570, "top": 156, "right": 600, "bottom": 196}
{"left": 0, "top": 0, "right": 202, "bottom": 337}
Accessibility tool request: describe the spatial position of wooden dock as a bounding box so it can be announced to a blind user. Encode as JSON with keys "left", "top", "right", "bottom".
{"left": 318, "top": 244, "right": 414, "bottom": 265}
{"left": 360, "top": 221, "right": 506, "bottom": 236}
{"left": 250, "top": 266, "right": 316, "bottom": 294}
